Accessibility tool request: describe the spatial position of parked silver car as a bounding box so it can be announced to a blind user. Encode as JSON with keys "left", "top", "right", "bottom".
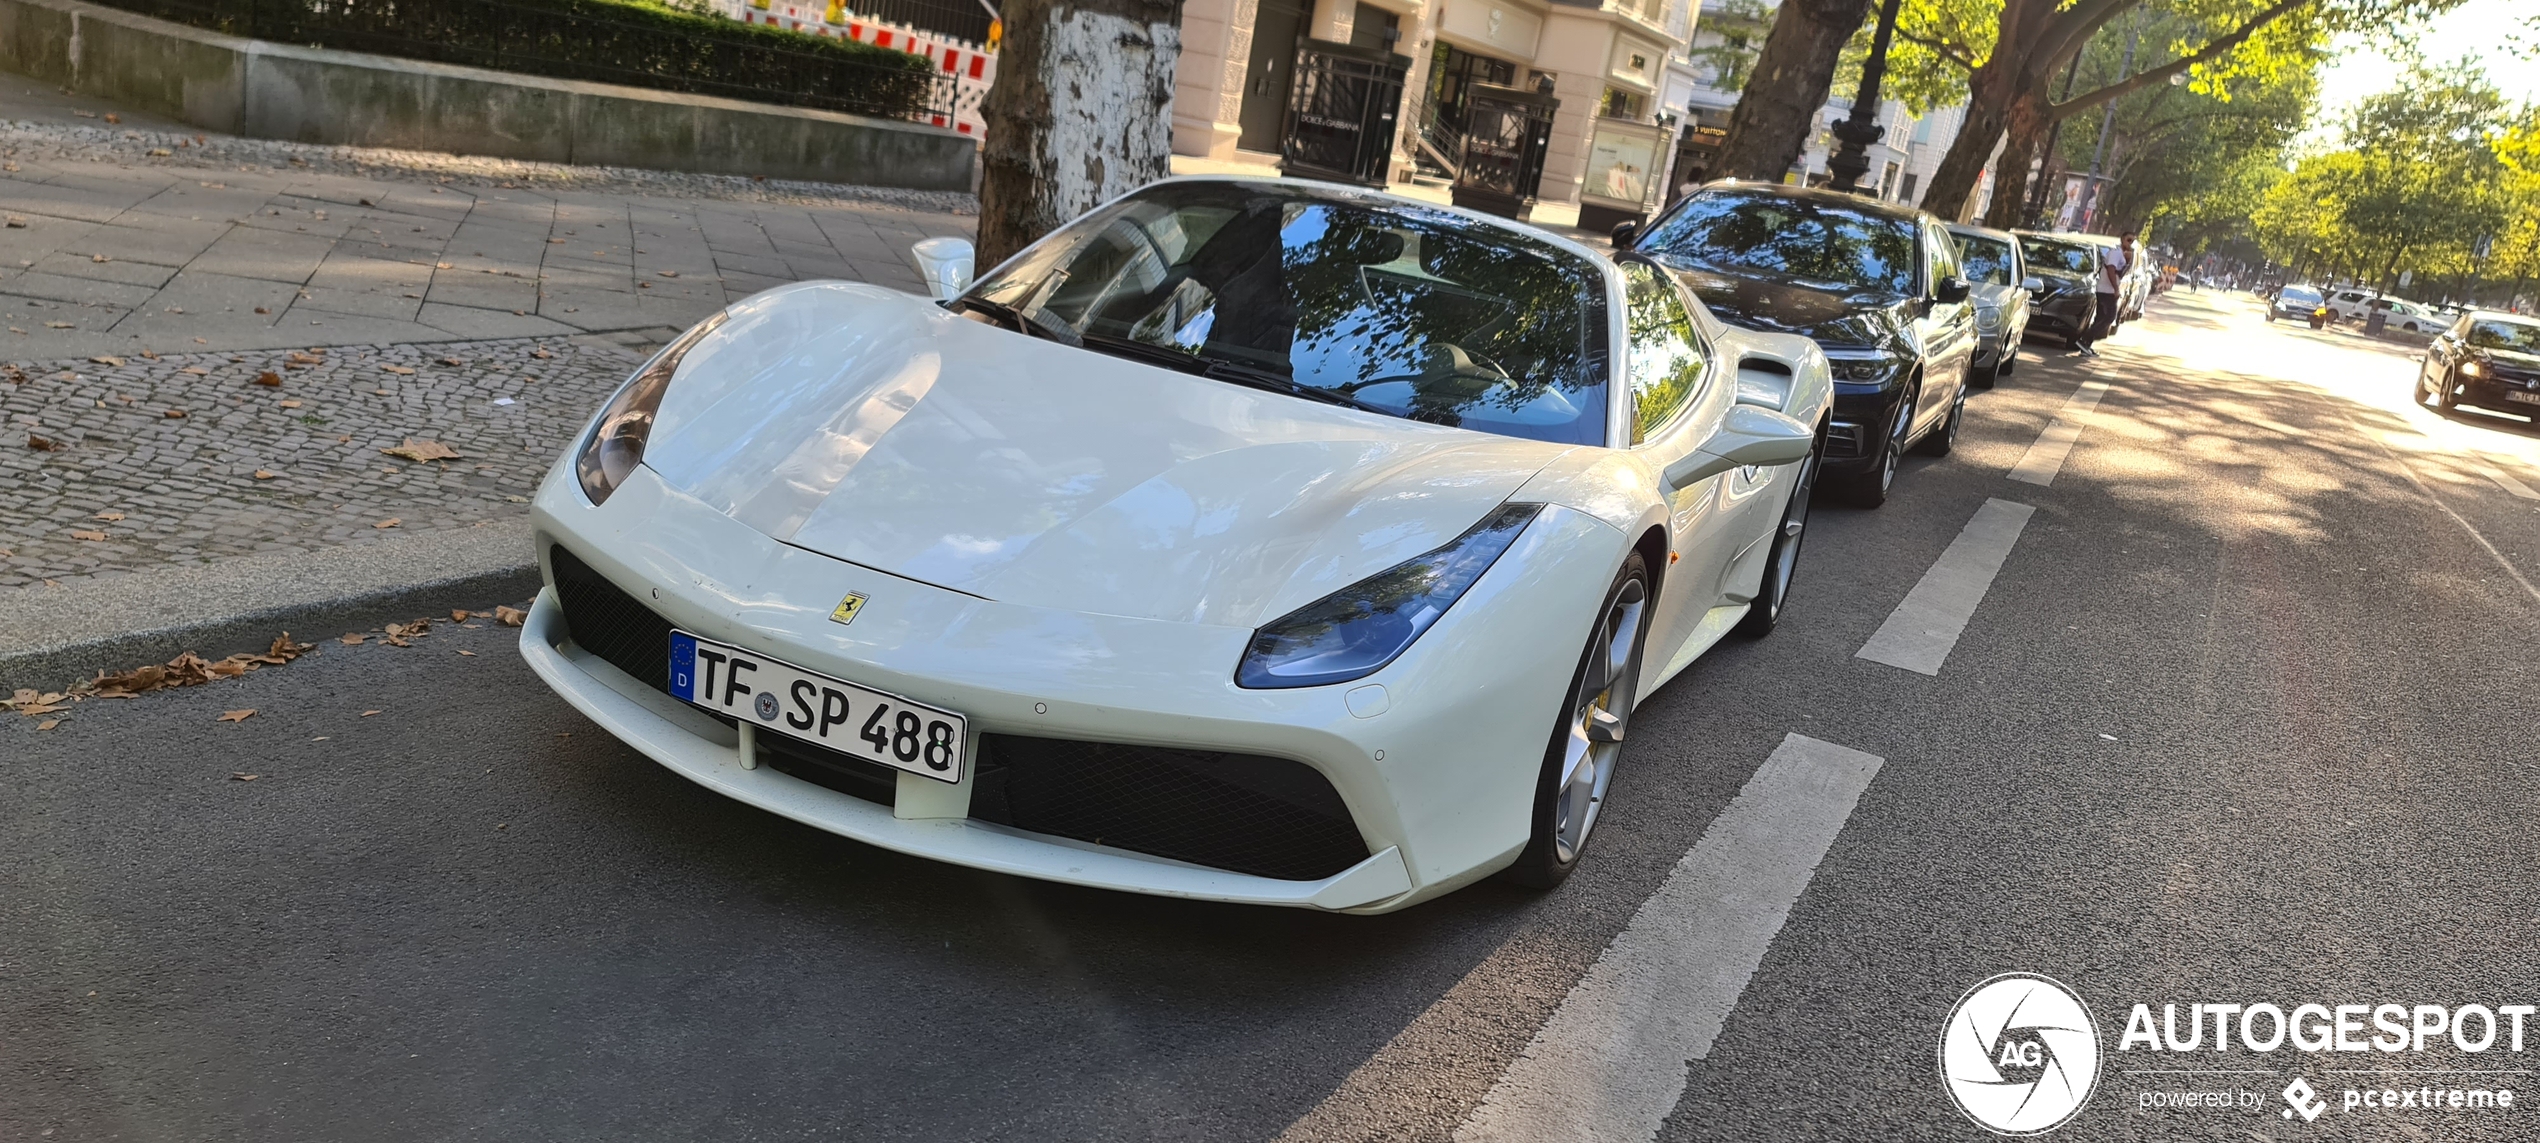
{"left": 1948, "top": 222, "right": 2034, "bottom": 388}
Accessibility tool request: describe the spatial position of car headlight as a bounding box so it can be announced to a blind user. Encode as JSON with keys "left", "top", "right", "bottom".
{"left": 1236, "top": 503, "right": 1542, "bottom": 689}
{"left": 575, "top": 310, "right": 729, "bottom": 505}
{"left": 2461, "top": 360, "right": 2484, "bottom": 377}
{"left": 1975, "top": 303, "right": 2003, "bottom": 332}
{"left": 1824, "top": 352, "right": 1907, "bottom": 384}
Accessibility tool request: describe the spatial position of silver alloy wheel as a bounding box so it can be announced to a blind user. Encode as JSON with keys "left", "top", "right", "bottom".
{"left": 1552, "top": 576, "right": 1647, "bottom": 864}
{"left": 1880, "top": 396, "right": 1912, "bottom": 491}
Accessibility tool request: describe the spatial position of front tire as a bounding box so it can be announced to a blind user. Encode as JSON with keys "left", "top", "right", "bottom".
{"left": 2437, "top": 369, "right": 2459, "bottom": 409}
{"left": 1734, "top": 437, "right": 1819, "bottom": 639}
{"left": 1503, "top": 553, "right": 1652, "bottom": 890}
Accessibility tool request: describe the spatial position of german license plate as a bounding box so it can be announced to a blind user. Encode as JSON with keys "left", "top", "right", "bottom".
{"left": 2506, "top": 390, "right": 2540, "bottom": 405}
{"left": 669, "top": 631, "right": 967, "bottom": 783}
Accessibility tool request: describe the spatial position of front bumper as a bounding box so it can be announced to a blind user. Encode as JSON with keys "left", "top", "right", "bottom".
{"left": 1823, "top": 383, "right": 1911, "bottom": 472}
{"left": 2448, "top": 375, "right": 2540, "bottom": 415}
{"left": 522, "top": 463, "right": 1624, "bottom": 913}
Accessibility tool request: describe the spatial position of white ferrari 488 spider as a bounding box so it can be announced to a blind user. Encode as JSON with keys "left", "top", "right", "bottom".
{"left": 521, "top": 176, "right": 1831, "bottom": 913}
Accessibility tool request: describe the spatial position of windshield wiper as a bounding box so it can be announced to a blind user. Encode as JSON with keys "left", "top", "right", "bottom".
{"left": 1074, "top": 332, "right": 1393, "bottom": 416}
{"left": 1198, "top": 359, "right": 1397, "bottom": 416}
{"left": 950, "top": 296, "right": 1080, "bottom": 346}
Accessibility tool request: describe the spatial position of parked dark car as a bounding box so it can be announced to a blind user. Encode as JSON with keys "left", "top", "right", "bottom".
{"left": 2267, "top": 285, "right": 2327, "bottom": 323}
{"left": 2419, "top": 312, "right": 2540, "bottom": 420}
{"left": 2012, "top": 231, "right": 2100, "bottom": 347}
{"left": 1629, "top": 183, "right": 1978, "bottom": 507}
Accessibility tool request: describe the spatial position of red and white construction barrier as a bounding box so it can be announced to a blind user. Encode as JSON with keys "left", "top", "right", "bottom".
{"left": 719, "top": 0, "right": 993, "bottom": 137}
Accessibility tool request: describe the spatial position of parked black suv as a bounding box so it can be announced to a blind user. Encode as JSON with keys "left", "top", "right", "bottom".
{"left": 1625, "top": 183, "right": 1979, "bottom": 507}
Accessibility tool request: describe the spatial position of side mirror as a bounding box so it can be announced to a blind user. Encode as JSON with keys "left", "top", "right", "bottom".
{"left": 1609, "top": 220, "right": 1641, "bottom": 249}
{"left": 2021, "top": 275, "right": 2044, "bottom": 292}
{"left": 912, "top": 236, "right": 975, "bottom": 302}
{"left": 1662, "top": 405, "right": 1815, "bottom": 490}
{"left": 1934, "top": 276, "right": 1971, "bottom": 305}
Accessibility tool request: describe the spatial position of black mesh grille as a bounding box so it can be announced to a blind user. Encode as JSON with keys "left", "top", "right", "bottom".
{"left": 968, "top": 736, "right": 1369, "bottom": 881}
{"left": 550, "top": 545, "right": 675, "bottom": 694}
{"left": 758, "top": 734, "right": 899, "bottom": 807}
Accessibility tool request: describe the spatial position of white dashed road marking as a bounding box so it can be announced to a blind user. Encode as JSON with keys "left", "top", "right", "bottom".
{"left": 2008, "top": 379, "right": 2111, "bottom": 486}
{"left": 1855, "top": 498, "right": 2037, "bottom": 676}
{"left": 1454, "top": 734, "right": 1885, "bottom": 1143}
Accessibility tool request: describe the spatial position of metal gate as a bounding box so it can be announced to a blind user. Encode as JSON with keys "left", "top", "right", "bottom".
{"left": 1449, "top": 85, "right": 1558, "bottom": 219}
{"left": 1281, "top": 39, "right": 1410, "bottom": 187}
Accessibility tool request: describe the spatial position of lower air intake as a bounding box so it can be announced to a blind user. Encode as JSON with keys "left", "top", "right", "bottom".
{"left": 968, "top": 735, "right": 1369, "bottom": 881}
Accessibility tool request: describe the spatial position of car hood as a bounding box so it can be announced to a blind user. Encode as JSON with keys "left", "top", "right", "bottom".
{"left": 2031, "top": 272, "right": 2091, "bottom": 294}
{"left": 638, "top": 283, "right": 1570, "bottom": 628}
{"left": 1668, "top": 269, "right": 1904, "bottom": 349}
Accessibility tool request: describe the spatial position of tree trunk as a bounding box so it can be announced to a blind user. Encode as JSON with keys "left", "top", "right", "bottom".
{"left": 1709, "top": 0, "right": 1872, "bottom": 181}
{"left": 1980, "top": 87, "right": 2049, "bottom": 229}
{"left": 976, "top": 0, "right": 1186, "bottom": 267}
{"left": 1918, "top": 57, "right": 2020, "bottom": 219}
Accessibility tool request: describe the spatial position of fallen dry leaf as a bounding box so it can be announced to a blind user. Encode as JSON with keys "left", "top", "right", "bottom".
{"left": 93, "top": 511, "right": 124, "bottom": 522}
{"left": 70, "top": 529, "right": 106, "bottom": 542}
{"left": 37, "top": 719, "right": 60, "bottom": 731}
{"left": 339, "top": 633, "right": 365, "bottom": 645}
{"left": 381, "top": 364, "right": 415, "bottom": 375}
{"left": 493, "top": 605, "right": 529, "bottom": 627}
{"left": 90, "top": 254, "right": 109, "bottom": 264}
{"left": 8, "top": 689, "right": 71, "bottom": 716}
{"left": 85, "top": 634, "right": 314, "bottom": 698}
{"left": 231, "top": 772, "right": 259, "bottom": 780}
{"left": 28, "top": 435, "right": 63, "bottom": 452}
{"left": 287, "top": 351, "right": 320, "bottom": 365}
{"left": 657, "top": 270, "right": 679, "bottom": 278}
{"left": 103, "top": 112, "right": 119, "bottom": 123}
{"left": 531, "top": 348, "right": 553, "bottom": 359}
{"left": 361, "top": 709, "right": 382, "bottom": 717}
{"left": 374, "top": 517, "right": 401, "bottom": 529}
{"left": 253, "top": 469, "right": 278, "bottom": 479}
{"left": 90, "top": 355, "right": 124, "bottom": 366}
{"left": 254, "top": 371, "right": 283, "bottom": 387}
{"left": 382, "top": 439, "right": 461, "bottom": 462}
{"left": 163, "top": 409, "right": 186, "bottom": 419}
{"left": 437, "top": 357, "right": 464, "bottom": 367}
{"left": 277, "top": 399, "right": 301, "bottom": 408}
{"left": 147, "top": 147, "right": 170, "bottom": 157}
{"left": 456, "top": 650, "right": 477, "bottom": 657}
{"left": 253, "top": 307, "right": 269, "bottom": 314}
{"left": 2, "top": 216, "right": 24, "bottom": 228}
{"left": 45, "top": 321, "right": 72, "bottom": 329}
{"left": 450, "top": 609, "right": 472, "bottom": 622}
{"left": 180, "top": 366, "right": 209, "bottom": 375}
{"left": 217, "top": 709, "right": 255, "bottom": 722}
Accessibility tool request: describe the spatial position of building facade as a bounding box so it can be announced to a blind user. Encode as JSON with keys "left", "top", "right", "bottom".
{"left": 1172, "top": 0, "right": 1697, "bottom": 224}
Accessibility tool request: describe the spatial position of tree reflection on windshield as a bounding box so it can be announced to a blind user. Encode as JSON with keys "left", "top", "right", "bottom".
{"left": 1957, "top": 237, "right": 2015, "bottom": 285}
{"left": 1636, "top": 190, "right": 1917, "bottom": 295}
{"left": 966, "top": 183, "right": 1609, "bottom": 446}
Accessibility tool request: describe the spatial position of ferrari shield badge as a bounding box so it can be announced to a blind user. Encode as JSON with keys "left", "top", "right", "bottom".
{"left": 829, "top": 591, "right": 868, "bottom": 626}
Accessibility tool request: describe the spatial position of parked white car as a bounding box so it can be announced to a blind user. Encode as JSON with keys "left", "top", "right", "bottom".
{"left": 520, "top": 176, "right": 1834, "bottom": 912}
{"left": 2324, "top": 289, "right": 2438, "bottom": 331}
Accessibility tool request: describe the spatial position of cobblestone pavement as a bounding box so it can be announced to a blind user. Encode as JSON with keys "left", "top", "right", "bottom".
{"left": 0, "top": 81, "right": 978, "bottom": 599}
{"left": 0, "top": 91, "right": 973, "bottom": 363}
{"left": 1, "top": 337, "right": 626, "bottom": 589}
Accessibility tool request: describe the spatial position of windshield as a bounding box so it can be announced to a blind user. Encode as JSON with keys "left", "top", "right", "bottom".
{"left": 2279, "top": 287, "right": 2323, "bottom": 305}
{"left": 2019, "top": 238, "right": 2095, "bottom": 277}
{"left": 962, "top": 182, "right": 1609, "bottom": 446}
{"left": 2467, "top": 319, "right": 2540, "bottom": 354}
{"left": 1956, "top": 235, "right": 2016, "bottom": 285}
{"left": 1637, "top": 190, "right": 1918, "bottom": 295}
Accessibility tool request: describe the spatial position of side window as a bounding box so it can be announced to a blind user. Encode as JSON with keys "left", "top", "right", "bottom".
{"left": 1620, "top": 261, "right": 1709, "bottom": 445}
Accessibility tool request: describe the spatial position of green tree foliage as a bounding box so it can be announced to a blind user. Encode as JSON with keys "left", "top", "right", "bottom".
{"left": 2046, "top": 15, "right": 2316, "bottom": 234}
{"left": 2251, "top": 62, "right": 2513, "bottom": 294}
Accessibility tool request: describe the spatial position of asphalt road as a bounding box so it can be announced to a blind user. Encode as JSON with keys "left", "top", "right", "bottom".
{"left": 8, "top": 290, "right": 2540, "bottom": 1142}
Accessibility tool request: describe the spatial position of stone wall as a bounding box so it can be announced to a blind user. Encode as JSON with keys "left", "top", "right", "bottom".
{"left": 0, "top": 0, "right": 975, "bottom": 191}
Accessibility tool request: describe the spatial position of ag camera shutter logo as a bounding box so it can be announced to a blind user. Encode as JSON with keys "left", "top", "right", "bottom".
{"left": 1939, "top": 973, "right": 2104, "bottom": 1135}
